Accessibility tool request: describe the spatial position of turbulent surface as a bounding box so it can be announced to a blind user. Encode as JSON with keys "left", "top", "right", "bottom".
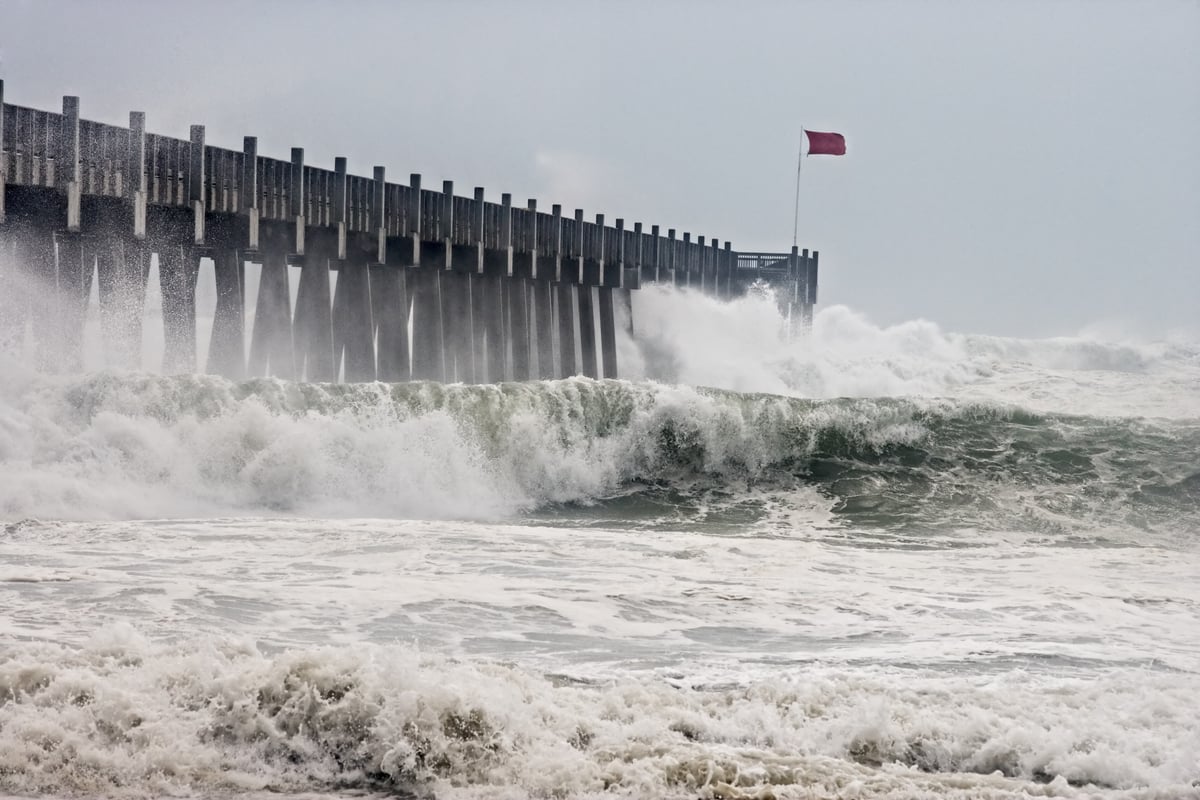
{"left": 0, "top": 369, "right": 1196, "bottom": 541}
{"left": 1, "top": 287, "right": 1198, "bottom": 799}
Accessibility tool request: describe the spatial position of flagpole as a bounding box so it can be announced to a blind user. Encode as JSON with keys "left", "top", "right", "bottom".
{"left": 792, "top": 129, "right": 804, "bottom": 249}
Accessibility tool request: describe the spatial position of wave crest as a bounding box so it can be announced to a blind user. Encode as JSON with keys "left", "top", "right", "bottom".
{"left": 1, "top": 371, "right": 1196, "bottom": 533}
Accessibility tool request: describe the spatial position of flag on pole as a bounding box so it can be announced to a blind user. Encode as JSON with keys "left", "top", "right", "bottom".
{"left": 804, "top": 130, "right": 846, "bottom": 156}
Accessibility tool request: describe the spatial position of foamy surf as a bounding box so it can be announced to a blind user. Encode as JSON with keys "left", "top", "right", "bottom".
{"left": 2, "top": 295, "right": 1197, "bottom": 800}
{"left": 1, "top": 633, "right": 1198, "bottom": 799}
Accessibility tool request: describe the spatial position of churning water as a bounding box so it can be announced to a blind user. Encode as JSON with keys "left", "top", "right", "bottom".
{"left": 1, "top": 286, "right": 1198, "bottom": 799}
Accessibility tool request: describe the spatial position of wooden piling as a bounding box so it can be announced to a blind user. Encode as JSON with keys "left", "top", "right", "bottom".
{"left": 207, "top": 247, "right": 245, "bottom": 379}
{"left": 332, "top": 252, "right": 376, "bottom": 381}
{"left": 667, "top": 229, "right": 677, "bottom": 286}
{"left": 597, "top": 217, "right": 621, "bottom": 379}
{"left": 330, "top": 158, "right": 376, "bottom": 382}
{"left": 446, "top": 269, "right": 475, "bottom": 382}
{"left": 291, "top": 146, "right": 335, "bottom": 382}
{"left": 575, "top": 211, "right": 598, "bottom": 379}
{"left": 476, "top": 187, "right": 507, "bottom": 382}
{"left": 526, "top": 199, "right": 554, "bottom": 380}
{"left": 370, "top": 166, "right": 410, "bottom": 382}
{"left": 158, "top": 243, "right": 199, "bottom": 373}
{"left": 409, "top": 174, "right": 445, "bottom": 382}
{"left": 248, "top": 243, "right": 295, "bottom": 379}
{"left": 410, "top": 267, "right": 444, "bottom": 382}
{"left": 552, "top": 205, "right": 574, "bottom": 378}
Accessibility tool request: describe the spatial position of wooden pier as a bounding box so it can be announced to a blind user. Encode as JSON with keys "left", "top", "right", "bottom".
{"left": 0, "top": 84, "right": 819, "bottom": 381}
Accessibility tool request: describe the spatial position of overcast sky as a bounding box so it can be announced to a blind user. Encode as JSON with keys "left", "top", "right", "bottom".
{"left": 2, "top": 0, "right": 1197, "bottom": 338}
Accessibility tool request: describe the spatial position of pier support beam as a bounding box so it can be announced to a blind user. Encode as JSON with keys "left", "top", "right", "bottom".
{"left": 96, "top": 237, "right": 148, "bottom": 371}
{"left": 508, "top": 277, "right": 531, "bottom": 381}
{"left": 577, "top": 285, "right": 597, "bottom": 379}
{"left": 332, "top": 255, "right": 376, "bottom": 382}
{"left": 444, "top": 269, "right": 474, "bottom": 383}
{"left": 556, "top": 282, "right": 576, "bottom": 377}
{"left": 370, "top": 263, "right": 409, "bottom": 382}
{"left": 598, "top": 286, "right": 617, "bottom": 379}
{"left": 158, "top": 243, "right": 199, "bottom": 374}
{"left": 410, "top": 267, "right": 444, "bottom": 382}
{"left": 207, "top": 248, "right": 245, "bottom": 380}
{"left": 477, "top": 273, "right": 505, "bottom": 383}
{"left": 53, "top": 232, "right": 93, "bottom": 372}
{"left": 293, "top": 242, "right": 335, "bottom": 382}
{"left": 248, "top": 247, "right": 295, "bottom": 379}
{"left": 532, "top": 279, "right": 554, "bottom": 379}
{"left": 14, "top": 229, "right": 59, "bottom": 369}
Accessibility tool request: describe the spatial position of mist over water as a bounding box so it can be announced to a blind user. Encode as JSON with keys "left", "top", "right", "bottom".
{"left": 2, "top": 282, "right": 1199, "bottom": 799}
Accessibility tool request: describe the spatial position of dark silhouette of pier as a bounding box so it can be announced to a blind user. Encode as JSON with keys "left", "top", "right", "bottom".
{"left": 0, "top": 84, "right": 819, "bottom": 381}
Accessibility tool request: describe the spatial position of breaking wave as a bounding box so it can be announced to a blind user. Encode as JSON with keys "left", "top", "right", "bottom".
{"left": 0, "top": 367, "right": 1196, "bottom": 534}
{"left": 2, "top": 631, "right": 1198, "bottom": 799}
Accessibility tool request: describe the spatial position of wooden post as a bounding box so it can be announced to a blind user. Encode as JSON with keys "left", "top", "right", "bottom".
{"left": 371, "top": 165, "right": 409, "bottom": 382}
{"left": 333, "top": 156, "right": 348, "bottom": 259}
{"left": 597, "top": 218, "right": 620, "bottom": 379}
{"left": 54, "top": 100, "right": 85, "bottom": 367}
{"left": 667, "top": 229, "right": 677, "bottom": 286}
{"left": 529, "top": 200, "right": 552, "bottom": 380}
{"left": 722, "top": 241, "right": 732, "bottom": 299}
{"left": 650, "top": 225, "right": 660, "bottom": 283}
{"left": 61, "top": 96, "right": 81, "bottom": 231}
{"left": 476, "top": 186, "right": 505, "bottom": 382}
{"left": 633, "top": 222, "right": 644, "bottom": 285}
{"left": 128, "top": 112, "right": 147, "bottom": 239}
{"left": 442, "top": 183, "right": 476, "bottom": 383}
{"left": 291, "top": 147, "right": 305, "bottom": 254}
{"left": 681, "top": 232, "right": 691, "bottom": 288}
{"left": 242, "top": 137, "right": 259, "bottom": 250}
{"left": 555, "top": 204, "right": 576, "bottom": 377}
{"left": 576, "top": 211, "right": 598, "bottom": 379}
{"left": 291, "top": 147, "right": 335, "bottom": 381}
{"left": 410, "top": 174, "right": 444, "bottom": 382}
{"left": 709, "top": 238, "right": 720, "bottom": 296}
{"left": 503, "top": 193, "right": 531, "bottom": 380}
{"left": 189, "top": 125, "right": 206, "bottom": 245}
{"left": 329, "top": 158, "right": 377, "bottom": 382}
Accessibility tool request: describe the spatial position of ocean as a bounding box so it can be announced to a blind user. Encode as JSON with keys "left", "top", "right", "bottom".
{"left": 1, "top": 285, "right": 1198, "bottom": 799}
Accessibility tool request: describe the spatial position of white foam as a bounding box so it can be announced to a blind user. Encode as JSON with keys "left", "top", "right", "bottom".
{"left": 628, "top": 285, "right": 1200, "bottom": 418}
{"left": 0, "top": 631, "right": 1197, "bottom": 799}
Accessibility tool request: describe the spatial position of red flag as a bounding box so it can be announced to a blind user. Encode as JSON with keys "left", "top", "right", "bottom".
{"left": 805, "top": 130, "right": 846, "bottom": 156}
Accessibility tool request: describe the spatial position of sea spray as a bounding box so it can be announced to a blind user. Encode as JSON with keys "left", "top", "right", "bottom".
{"left": 631, "top": 285, "right": 1200, "bottom": 417}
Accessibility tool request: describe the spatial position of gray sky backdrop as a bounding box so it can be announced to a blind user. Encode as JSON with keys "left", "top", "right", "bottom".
{"left": 2, "top": 0, "right": 1197, "bottom": 338}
